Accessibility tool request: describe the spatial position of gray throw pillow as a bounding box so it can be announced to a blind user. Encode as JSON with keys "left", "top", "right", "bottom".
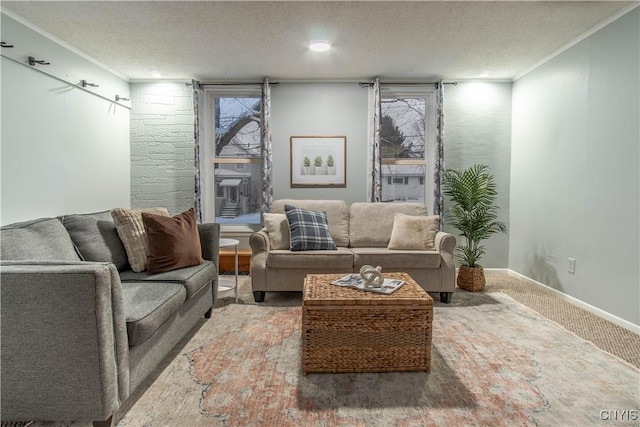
{"left": 61, "top": 210, "right": 130, "bottom": 271}
{"left": 284, "top": 204, "right": 336, "bottom": 251}
{"left": 1, "top": 218, "right": 80, "bottom": 261}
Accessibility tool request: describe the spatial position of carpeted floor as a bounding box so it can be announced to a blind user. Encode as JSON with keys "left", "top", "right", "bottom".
{"left": 12, "top": 272, "right": 640, "bottom": 426}
{"left": 214, "top": 272, "right": 640, "bottom": 369}
{"left": 483, "top": 272, "right": 640, "bottom": 369}
{"left": 119, "top": 279, "right": 638, "bottom": 426}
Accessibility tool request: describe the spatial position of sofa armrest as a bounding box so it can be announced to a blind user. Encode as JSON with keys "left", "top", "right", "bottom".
{"left": 249, "top": 229, "right": 270, "bottom": 253}
{"left": 249, "top": 230, "right": 270, "bottom": 293}
{"left": 0, "top": 261, "right": 129, "bottom": 422}
{"left": 197, "top": 223, "right": 220, "bottom": 304}
{"left": 434, "top": 231, "right": 457, "bottom": 287}
{"left": 198, "top": 222, "right": 220, "bottom": 265}
{"left": 434, "top": 231, "right": 456, "bottom": 255}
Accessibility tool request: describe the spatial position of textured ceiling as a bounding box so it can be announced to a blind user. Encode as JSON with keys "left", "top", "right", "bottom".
{"left": 1, "top": 1, "right": 636, "bottom": 81}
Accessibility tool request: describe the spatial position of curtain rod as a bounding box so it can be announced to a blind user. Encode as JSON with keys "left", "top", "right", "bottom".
{"left": 186, "top": 82, "right": 280, "bottom": 87}
{"left": 188, "top": 81, "right": 455, "bottom": 88}
{"left": 358, "top": 81, "right": 457, "bottom": 88}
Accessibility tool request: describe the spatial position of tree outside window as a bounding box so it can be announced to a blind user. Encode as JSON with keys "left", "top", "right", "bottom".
{"left": 381, "top": 98, "right": 426, "bottom": 159}
{"left": 212, "top": 96, "right": 262, "bottom": 225}
{"left": 215, "top": 97, "right": 261, "bottom": 158}
{"left": 380, "top": 95, "right": 429, "bottom": 203}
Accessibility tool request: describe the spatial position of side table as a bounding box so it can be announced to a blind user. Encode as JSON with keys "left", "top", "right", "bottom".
{"left": 218, "top": 238, "right": 239, "bottom": 303}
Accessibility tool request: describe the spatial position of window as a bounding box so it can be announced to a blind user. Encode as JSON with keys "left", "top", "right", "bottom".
{"left": 379, "top": 86, "right": 436, "bottom": 203}
{"left": 389, "top": 177, "right": 407, "bottom": 185}
{"left": 200, "top": 88, "right": 263, "bottom": 228}
{"left": 381, "top": 98, "right": 426, "bottom": 160}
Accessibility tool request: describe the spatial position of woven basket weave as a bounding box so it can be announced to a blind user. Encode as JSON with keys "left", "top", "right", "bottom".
{"left": 302, "top": 273, "right": 433, "bottom": 375}
{"left": 457, "top": 265, "right": 486, "bottom": 291}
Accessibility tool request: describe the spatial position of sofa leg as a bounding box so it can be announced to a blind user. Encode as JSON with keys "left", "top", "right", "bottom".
{"left": 253, "top": 291, "right": 265, "bottom": 302}
{"left": 204, "top": 307, "right": 212, "bottom": 318}
{"left": 440, "top": 292, "right": 453, "bottom": 304}
{"left": 93, "top": 416, "right": 113, "bottom": 427}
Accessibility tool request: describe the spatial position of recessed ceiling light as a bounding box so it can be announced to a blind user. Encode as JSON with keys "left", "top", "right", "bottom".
{"left": 151, "top": 71, "right": 163, "bottom": 78}
{"left": 479, "top": 72, "right": 491, "bottom": 78}
{"left": 309, "top": 41, "right": 331, "bottom": 52}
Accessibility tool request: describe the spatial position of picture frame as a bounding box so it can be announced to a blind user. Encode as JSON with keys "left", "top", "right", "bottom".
{"left": 290, "top": 136, "right": 347, "bottom": 188}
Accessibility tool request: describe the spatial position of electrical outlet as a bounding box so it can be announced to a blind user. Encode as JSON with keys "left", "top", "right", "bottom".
{"left": 568, "top": 258, "right": 576, "bottom": 274}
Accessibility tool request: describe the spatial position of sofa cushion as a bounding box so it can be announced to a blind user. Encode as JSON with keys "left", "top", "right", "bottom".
{"left": 351, "top": 247, "right": 441, "bottom": 269}
{"left": 143, "top": 208, "right": 203, "bottom": 274}
{"left": 285, "top": 205, "right": 336, "bottom": 251}
{"left": 271, "top": 199, "right": 349, "bottom": 247}
{"left": 120, "top": 281, "right": 186, "bottom": 347}
{"left": 263, "top": 213, "right": 289, "bottom": 250}
{"left": 350, "top": 203, "right": 429, "bottom": 247}
{"left": 388, "top": 213, "right": 439, "bottom": 250}
{"left": 119, "top": 260, "right": 216, "bottom": 299}
{"left": 0, "top": 218, "right": 81, "bottom": 261}
{"left": 61, "top": 211, "right": 130, "bottom": 271}
{"left": 111, "top": 207, "right": 170, "bottom": 273}
{"left": 267, "top": 247, "right": 353, "bottom": 269}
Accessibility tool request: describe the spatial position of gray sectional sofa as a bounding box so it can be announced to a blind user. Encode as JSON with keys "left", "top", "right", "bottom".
{"left": 250, "top": 199, "right": 456, "bottom": 303}
{"left": 0, "top": 210, "right": 219, "bottom": 427}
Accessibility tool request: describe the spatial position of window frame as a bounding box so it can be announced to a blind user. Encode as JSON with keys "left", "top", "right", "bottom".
{"left": 200, "top": 86, "right": 263, "bottom": 233}
{"left": 379, "top": 85, "right": 437, "bottom": 205}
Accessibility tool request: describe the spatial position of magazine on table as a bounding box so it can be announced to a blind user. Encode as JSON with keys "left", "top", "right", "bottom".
{"left": 330, "top": 273, "right": 405, "bottom": 295}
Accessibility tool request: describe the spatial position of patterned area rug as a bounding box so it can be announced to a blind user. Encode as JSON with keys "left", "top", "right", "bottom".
{"left": 108, "top": 290, "right": 638, "bottom": 426}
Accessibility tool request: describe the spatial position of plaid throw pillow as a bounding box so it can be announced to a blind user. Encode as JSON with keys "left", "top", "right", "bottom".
{"left": 284, "top": 205, "right": 337, "bottom": 251}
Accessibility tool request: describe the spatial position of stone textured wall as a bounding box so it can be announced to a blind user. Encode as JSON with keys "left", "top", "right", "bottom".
{"left": 130, "top": 82, "right": 195, "bottom": 215}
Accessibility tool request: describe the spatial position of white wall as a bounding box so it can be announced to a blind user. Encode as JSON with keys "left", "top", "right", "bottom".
{"left": 129, "top": 82, "right": 195, "bottom": 215}
{"left": 510, "top": 8, "right": 639, "bottom": 325}
{"left": 0, "top": 14, "right": 130, "bottom": 225}
{"left": 444, "top": 82, "right": 513, "bottom": 268}
{"left": 270, "top": 82, "right": 369, "bottom": 202}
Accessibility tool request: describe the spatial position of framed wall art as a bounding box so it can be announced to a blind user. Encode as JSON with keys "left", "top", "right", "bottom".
{"left": 290, "top": 136, "right": 347, "bottom": 188}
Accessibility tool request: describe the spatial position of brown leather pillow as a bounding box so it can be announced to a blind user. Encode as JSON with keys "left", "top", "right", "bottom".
{"left": 142, "top": 208, "right": 203, "bottom": 274}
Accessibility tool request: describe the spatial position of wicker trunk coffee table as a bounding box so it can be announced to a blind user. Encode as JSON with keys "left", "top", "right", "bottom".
{"left": 302, "top": 272, "right": 433, "bottom": 375}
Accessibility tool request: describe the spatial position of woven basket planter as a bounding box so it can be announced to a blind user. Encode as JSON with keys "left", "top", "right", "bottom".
{"left": 457, "top": 265, "right": 486, "bottom": 292}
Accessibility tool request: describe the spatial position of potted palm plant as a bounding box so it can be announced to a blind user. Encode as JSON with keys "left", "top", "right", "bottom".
{"left": 443, "top": 164, "right": 507, "bottom": 291}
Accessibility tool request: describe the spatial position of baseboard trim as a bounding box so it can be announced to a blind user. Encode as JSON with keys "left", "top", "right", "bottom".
{"left": 506, "top": 269, "right": 640, "bottom": 335}
{"left": 482, "top": 268, "right": 510, "bottom": 275}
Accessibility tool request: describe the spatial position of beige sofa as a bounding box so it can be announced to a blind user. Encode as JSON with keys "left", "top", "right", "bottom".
{"left": 250, "top": 199, "right": 456, "bottom": 303}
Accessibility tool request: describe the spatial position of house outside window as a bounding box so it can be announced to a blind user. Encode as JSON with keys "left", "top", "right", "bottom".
{"left": 379, "top": 86, "right": 437, "bottom": 204}
{"left": 200, "top": 87, "right": 263, "bottom": 228}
